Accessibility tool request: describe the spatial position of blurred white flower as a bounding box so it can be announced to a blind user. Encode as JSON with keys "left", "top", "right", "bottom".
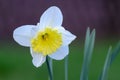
{"left": 13, "top": 6, "right": 76, "bottom": 67}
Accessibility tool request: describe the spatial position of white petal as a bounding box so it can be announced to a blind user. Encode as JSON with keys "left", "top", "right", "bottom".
{"left": 48, "top": 46, "right": 69, "bottom": 60}
{"left": 30, "top": 48, "right": 46, "bottom": 67}
{"left": 58, "top": 27, "right": 76, "bottom": 46}
{"left": 13, "top": 25, "right": 36, "bottom": 47}
{"left": 39, "top": 6, "right": 63, "bottom": 29}
{"left": 31, "top": 25, "right": 39, "bottom": 38}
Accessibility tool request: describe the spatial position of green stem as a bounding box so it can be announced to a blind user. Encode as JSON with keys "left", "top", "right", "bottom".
{"left": 49, "top": 58, "right": 53, "bottom": 75}
{"left": 46, "top": 56, "right": 53, "bottom": 80}
{"left": 65, "top": 56, "right": 68, "bottom": 80}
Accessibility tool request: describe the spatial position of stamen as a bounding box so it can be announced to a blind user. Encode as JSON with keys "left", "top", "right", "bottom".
{"left": 42, "top": 33, "right": 48, "bottom": 40}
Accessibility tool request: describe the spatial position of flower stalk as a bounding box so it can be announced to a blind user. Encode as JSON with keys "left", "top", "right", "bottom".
{"left": 65, "top": 56, "right": 68, "bottom": 80}
{"left": 46, "top": 56, "right": 53, "bottom": 80}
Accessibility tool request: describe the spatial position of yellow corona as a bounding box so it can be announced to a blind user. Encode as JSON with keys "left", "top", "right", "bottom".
{"left": 31, "top": 27, "right": 62, "bottom": 56}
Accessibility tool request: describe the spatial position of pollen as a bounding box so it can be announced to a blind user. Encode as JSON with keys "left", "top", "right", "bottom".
{"left": 31, "top": 27, "right": 62, "bottom": 56}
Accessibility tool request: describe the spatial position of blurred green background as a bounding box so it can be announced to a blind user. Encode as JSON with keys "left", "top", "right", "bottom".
{"left": 0, "top": 39, "right": 120, "bottom": 80}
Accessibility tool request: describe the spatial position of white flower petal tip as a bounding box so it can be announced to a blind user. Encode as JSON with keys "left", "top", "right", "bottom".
{"left": 49, "top": 46, "right": 69, "bottom": 60}
{"left": 68, "top": 33, "right": 77, "bottom": 42}
{"left": 40, "top": 6, "right": 63, "bottom": 28}
{"left": 32, "top": 53, "right": 46, "bottom": 68}
{"left": 32, "top": 59, "right": 44, "bottom": 68}
{"left": 13, "top": 25, "right": 35, "bottom": 47}
{"left": 61, "top": 29, "right": 77, "bottom": 46}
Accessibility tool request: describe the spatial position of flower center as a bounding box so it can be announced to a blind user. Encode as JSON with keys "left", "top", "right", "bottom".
{"left": 31, "top": 27, "right": 62, "bottom": 56}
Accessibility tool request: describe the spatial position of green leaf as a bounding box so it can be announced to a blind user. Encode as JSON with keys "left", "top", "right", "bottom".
{"left": 110, "top": 41, "right": 120, "bottom": 64}
{"left": 100, "top": 46, "right": 112, "bottom": 80}
{"left": 87, "top": 29, "right": 95, "bottom": 62}
{"left": 99, "top": 41, "right": 120, "bottom": 80}
{"left": 80, "top": 28, "right": 96, "bottom": 80}
{"left": 84, "top": 27, "right": 90, "bottom": 58}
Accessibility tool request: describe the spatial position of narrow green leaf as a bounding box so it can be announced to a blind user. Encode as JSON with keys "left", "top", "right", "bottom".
{"left": 80, "top": 28, "right": 95, "bottom": 80}
{"left": 84, "top": 27, "right": 90, "bottom": 58}
{"left": 110, "top": 41, "right": 120, "bottom": 64}
{"left": 99, "top": 41, "right": 120, "bottom": 80}
{"left": 100, "top": 46, "right": 112, "bottom": 80}
{"left": 88, "top": 29, "right": 95, "bottom": 62}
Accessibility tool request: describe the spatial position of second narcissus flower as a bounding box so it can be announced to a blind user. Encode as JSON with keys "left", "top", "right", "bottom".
{"left": 13, "top": 6, "right": 76, "bottom": 67}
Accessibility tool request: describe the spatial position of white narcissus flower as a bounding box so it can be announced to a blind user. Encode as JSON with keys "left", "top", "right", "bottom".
{"left": 13, "top": 6, "right": 76, "bottom": 67}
